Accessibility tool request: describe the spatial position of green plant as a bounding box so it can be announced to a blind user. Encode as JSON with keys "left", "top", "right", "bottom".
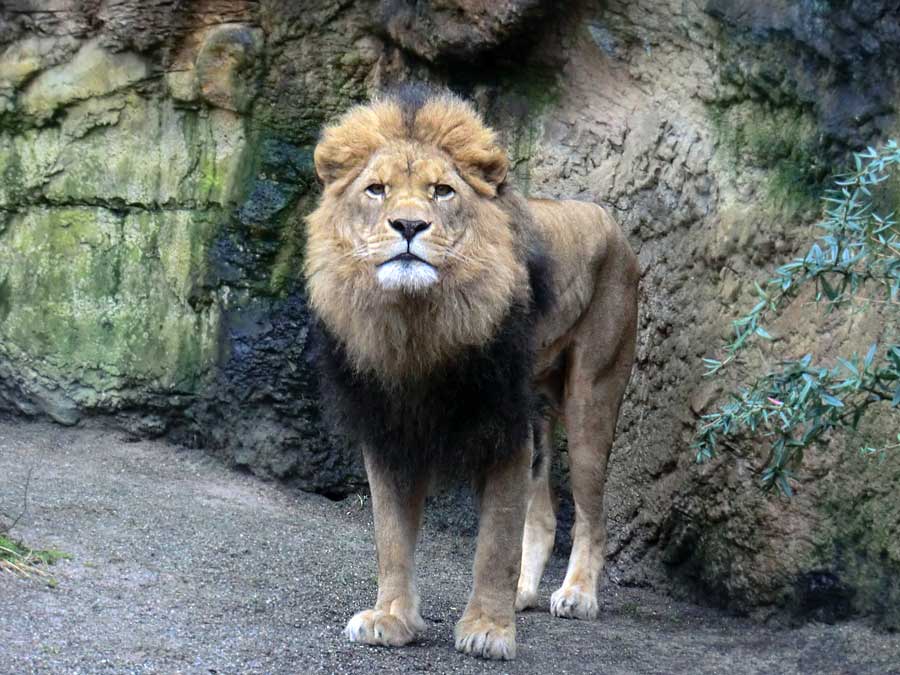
{"left": 694, "top": 141, "right": 900, "bottom": 494}
{"left": 0, "top": 534, "right": 69, "bottom": 579}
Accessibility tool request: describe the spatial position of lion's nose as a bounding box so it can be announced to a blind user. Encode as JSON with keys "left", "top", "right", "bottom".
{"left": 388, "top": 218, "right": 431, "bottom": 242}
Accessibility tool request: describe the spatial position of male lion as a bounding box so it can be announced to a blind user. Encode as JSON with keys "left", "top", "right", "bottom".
{"left": 304, "top": 85, "right": 638, "bottom": 660}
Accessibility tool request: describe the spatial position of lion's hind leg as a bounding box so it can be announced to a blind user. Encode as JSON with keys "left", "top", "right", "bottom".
{"left": 515, "top": 415, "right": 558, "bottom": 611}
{"left": 551, "top": 262, "right": 637, "bottom": 620}
{"left": 345, "top": 450, "right": 428, "bottom": 647}
{"left": 550, "top": 352, "right": 632, "bottom": 620}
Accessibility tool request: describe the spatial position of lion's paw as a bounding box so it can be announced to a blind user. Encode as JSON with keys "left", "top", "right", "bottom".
{"left": 344, "top": 608, "right": 425, "bottom": 647}
{"left": 550, "top": 586, "right": 599, "bottom": 620}
{"left": 454, "top": 613, "right": 516, "bottom": 660}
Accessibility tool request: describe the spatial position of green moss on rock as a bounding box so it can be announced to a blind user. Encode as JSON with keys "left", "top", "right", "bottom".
{"left": 18, "top": 38, "right": 148, "bottom": 122}
{"left": 0, "top": 207, "right": 223, "bottom": 399}
{"left": 38, "top": 95, "right": 244, "bottom": 207}
{"left": 476, "top": 65, "right": 561, "bottom": 196}
{"left": 710, "top": 101, "right": 828, "bottom": 218}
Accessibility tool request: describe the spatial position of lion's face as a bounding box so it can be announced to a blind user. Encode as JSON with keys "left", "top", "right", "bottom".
{"left": 334, "top": 141, "right": 504, "bottom": 293}
{"left": 304, "top": 91, "right": 529, "bottom": 379}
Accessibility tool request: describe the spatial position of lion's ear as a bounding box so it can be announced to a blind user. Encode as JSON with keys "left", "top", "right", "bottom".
{"left": 313, "top": 102, "right": 405, "bottom": 187}
{"left": 415, "top": 97, "right": 509, "bottom": 195}
{"left": 452, "top": 143, "right": 509, "bottom": 196}
{"left": 313, "top": 127, "right": 375, "bottom": 187}
{"left": 314, "top": 140, "right": 361, "bottom": 187}
{"left": 474, "top": 147, "right": 509, "bottom": 189}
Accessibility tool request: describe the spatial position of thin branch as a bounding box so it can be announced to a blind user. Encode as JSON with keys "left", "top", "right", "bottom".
{"left": 0, "top": 466, "right": 33, "bottom": 536}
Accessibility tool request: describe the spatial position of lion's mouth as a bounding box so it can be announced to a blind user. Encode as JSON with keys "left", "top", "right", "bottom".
{"left": 375, "top": 250, "right": 439, "bottom": 292}
{"left": 380, "top": 252, "right": 434, "bottom": 267}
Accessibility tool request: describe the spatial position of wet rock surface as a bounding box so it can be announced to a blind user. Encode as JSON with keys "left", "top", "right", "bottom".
{"left": 1, "top": 0, "right": 898, "bottom": 627}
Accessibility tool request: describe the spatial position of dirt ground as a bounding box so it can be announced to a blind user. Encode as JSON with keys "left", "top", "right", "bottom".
{"left": 1, "top": 418, "right": 898, "bottom": 675}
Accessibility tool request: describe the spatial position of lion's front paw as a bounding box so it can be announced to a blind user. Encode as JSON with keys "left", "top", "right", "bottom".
{"left": 454, "top": 612, "right": 516, "bottom": 660}
{"left": 550, "top": 586, "right": 599, "bottom": 620}
{"left": 344, "top": 608, "right": 425, "bottom": 647}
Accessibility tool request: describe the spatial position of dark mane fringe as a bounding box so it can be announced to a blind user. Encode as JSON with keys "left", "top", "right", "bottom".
{"left": 310, "top": 304, "right": 528, "bottom": 483}
{"left": 382, "top": 81, "right": 441, "bottom": 132}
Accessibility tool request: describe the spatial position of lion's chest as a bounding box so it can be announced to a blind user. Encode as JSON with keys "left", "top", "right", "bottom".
{"left": 311, "top": 302, "right": 539, "bottom": 479}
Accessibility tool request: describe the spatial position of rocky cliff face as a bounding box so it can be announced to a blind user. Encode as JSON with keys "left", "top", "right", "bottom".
{"left": 1, "top": 0, "right": 897, "bottom": 626}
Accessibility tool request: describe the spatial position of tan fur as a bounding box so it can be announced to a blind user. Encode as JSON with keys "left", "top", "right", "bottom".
{"left": 306, "top": 92, "right": 639, "bottom": 660}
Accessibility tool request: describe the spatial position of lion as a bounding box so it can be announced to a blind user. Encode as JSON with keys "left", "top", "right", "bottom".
{"left": 304, "top": 85, "right": 638, "bottom": 661}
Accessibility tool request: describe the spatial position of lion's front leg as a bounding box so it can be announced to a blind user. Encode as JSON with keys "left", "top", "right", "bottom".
{"left": 455, "top": 441, "right": 531, "bottom": 661}
{"left": 345, "top": 450, "right": 427, "bottom": 648}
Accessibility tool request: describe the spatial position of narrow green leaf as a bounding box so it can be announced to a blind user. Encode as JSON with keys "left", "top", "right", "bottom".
{"left": 820, "top": 275, "right": 839, "bottom": 301}
{"left": 776, "top": 474, "right": 794, "bottom": 497}
{"left": 851, "top": 407, "right": 865, "bottom": 430}
{"left": 807, "top": 244, "right": 824, "bottom": 264}
{"left": 821, "top": 394, "right": 844, "bottom": 407}
{"left": 838, "top": 358, "right": 859, "bottom": 376}
{"left": 864, "top": 343, "right": 877, "bottom": 370}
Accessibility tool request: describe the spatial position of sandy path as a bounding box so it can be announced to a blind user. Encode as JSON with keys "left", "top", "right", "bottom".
{"left": 1, "top": 418, "right": 898, "bottom": 674}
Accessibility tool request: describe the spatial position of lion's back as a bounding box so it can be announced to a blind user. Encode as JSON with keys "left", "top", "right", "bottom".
{"left": 526, "top": 198, "right": 626, "bottom": 344}
{"left": 527, "top": 198, "right": 612, "bottom": 267}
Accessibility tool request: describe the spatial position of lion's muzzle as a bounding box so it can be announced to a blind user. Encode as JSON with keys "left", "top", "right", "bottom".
{"left": 376, "top": 257, "right": 438, "bottom": 292}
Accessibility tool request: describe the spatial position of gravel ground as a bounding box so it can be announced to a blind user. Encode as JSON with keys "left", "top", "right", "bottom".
{"left": 1, "top": 418, "right": 898, "bottom": 675}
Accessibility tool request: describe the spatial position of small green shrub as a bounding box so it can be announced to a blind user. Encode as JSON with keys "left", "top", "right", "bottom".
{"left": 694, "top": 141, "right": 900, "bottom": 494}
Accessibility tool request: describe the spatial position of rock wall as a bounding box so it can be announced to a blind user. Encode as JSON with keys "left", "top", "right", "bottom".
{"left": 1, "top": 0, "right": 898, "bottom": 626}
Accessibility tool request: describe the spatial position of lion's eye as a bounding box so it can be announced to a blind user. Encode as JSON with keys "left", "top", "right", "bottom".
{"left": 365, "top": 183, "right": 386, "bottom": 198}
{"left": 433, "top": 184, "right": 455, "bottom": 201}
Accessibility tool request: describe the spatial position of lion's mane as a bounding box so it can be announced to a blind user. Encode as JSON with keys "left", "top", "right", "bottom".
{"left": 305, "top": 85, "right": 552, "bottom": 478}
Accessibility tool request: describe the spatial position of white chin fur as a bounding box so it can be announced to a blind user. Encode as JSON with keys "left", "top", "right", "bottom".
{"left": 376, "top": 260, "right": 439, "bottom": 292}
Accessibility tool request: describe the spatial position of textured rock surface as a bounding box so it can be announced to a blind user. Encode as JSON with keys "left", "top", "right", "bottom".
{"left": 0, "top": 0, "right": 898, "bottom": 625}
{"left": 378, "top": 0, "right": 550, "bottom": 62}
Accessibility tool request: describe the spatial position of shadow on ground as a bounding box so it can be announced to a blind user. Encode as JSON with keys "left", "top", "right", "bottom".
{"left": 1, "top": 419, "right": 898, "bottom": 674}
